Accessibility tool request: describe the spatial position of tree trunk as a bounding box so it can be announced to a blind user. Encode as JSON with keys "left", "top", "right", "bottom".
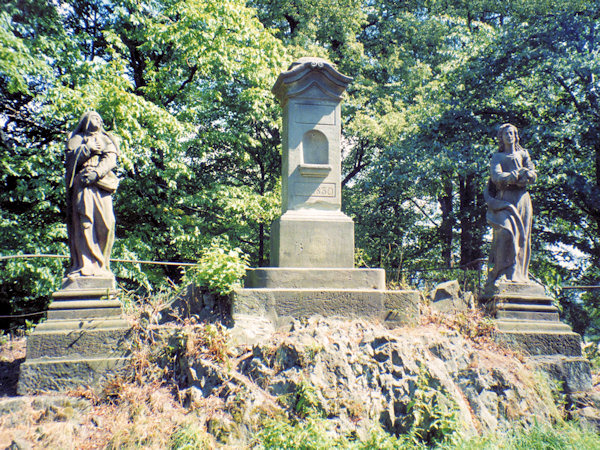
{"left": 438, "top": 178, "right": 454, "bottom": 267}
{"left": 459, "top": 174, "right": 485, "bottom": 269}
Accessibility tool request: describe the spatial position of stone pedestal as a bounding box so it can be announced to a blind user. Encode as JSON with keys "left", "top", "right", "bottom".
{"left": 18, "top": 284, "right": 131, "bottom": 394}
{"left": 270, "top": 212, "right": 354, "bottom": 267}
{"left": 483, "top": 281, "right": 591, "bottom": 393}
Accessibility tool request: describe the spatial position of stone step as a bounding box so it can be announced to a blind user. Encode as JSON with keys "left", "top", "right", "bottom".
{"left": 496, "top": 302, "right": 558, "bottom": 312}
{"left": 17, "top": 356, "right": 130, "bottom": 394}
{"left": 484, "top": 281, "right": 547, "bottom": 298}
{"left": 34, "top": 317, "right": 129, "bottom": 331}
{"left": 244, "top": 268, "right": 386, "bottom": 290}
{"left": 495, "top": 319, "right": 573, "bottom": 333}
{"left": 47, "top": 300, "right": 123, "bottom": 320}
{"left": 492, "top": 294, "right": 555, "bottom": 303}
{"left": 496, "top": 310, "right": 559, "bottom": 322}
{"left": 26, "top": 323, "right": 131, "bottom": 359}
{"left": 52, "top": 288, "right": 119, "bottom": 300}
{"left": 494, "top": 328, "right": 581, "bottom": 356}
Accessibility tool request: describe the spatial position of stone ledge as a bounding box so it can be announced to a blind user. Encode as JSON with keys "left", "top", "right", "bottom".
{"left": 26, "top": 326, "right": 132, "bottom": 359}
{"left": 494, "top": 330, "right": 582, "bottom": 356}
{"left": 33, "top": 317, "right": 129, "bottom": 332}
{"left": 245, "top": 267, "right": 386, "bottom": 289}
{"left": 495, "top": 320, "right": 572, "bottom": 333}
{"left": 17, "top": 356, "right": 130, "bottom": 395}
{"left": 230, "top": 288, "right": 420, "bottom": 344}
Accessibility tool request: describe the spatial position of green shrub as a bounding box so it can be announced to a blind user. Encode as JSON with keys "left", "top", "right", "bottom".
{"left": 182, "top": 240, "right": 249, "bottom": 296}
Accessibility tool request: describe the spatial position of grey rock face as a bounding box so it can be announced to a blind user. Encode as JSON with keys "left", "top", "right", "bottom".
{"left": 181, "top": 318, "right": 567, "bottom": 439}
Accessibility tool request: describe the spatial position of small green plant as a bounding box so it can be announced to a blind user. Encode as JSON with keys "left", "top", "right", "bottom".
{"left": 170, "top": 422, "right": 214, "bottom": 449}
{"left": 182, "top": 240, "right": 249, "bottom": 296}
{"left": 302, "top": 342, "right": 324, "bottom": 365}
{"left": 402, "top": 368, "right": 460, "bottom": 447}
{"left": 294, "top": 378, "right": 324, "bottom": 419}
{"left": 532, "top": 370, "right": 565, "bottom": 419}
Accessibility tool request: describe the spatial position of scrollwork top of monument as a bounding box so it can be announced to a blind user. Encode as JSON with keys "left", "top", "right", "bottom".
{"left": 272, "top": 57, "right": 353, "bottom": 103}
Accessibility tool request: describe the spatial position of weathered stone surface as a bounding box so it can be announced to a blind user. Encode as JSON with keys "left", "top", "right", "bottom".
{"left": 229, "top": 314, "right": 277, "bottom": 346}
{"left": 18, "top": 356, "right": 129, "bottom": 394}
{"left": 25, "top": 324, "right": 131, "bottom": 359}
{"left": 47, "top": 299, "right": 123, "bottom": 320}
{"left": 432, "top": 280, "right": 460, "bottom": 302}
{"left": 484, "top": 281, "right": 546, "bottom": 298}
{"left": 233, "top": 289, "right": 384, "bottom": 321}
{"left": 230, "top": 288, "right": 421, "bottom": 344}
{"left": 179, "top": 318, "right": 570, "bottom": 438}
{"left": 494, "top": 330, "right": 582, "bottom": 356}
{"left": 270, "top": 212, "right": 354, "bottom": 267}
{"left": 430, "top": 280, "right": 471, "bottom": 313}
{"left": 528, "top": 356, "right": 592, "bottom": 393}
{"left": 383, "top": 290, "right": 421, "bottom": 327}
{"left": 245, "top": 267, "right": 385, "bottom": 289}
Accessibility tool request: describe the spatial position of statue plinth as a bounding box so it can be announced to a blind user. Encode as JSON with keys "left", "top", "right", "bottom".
{"left": 18, "top": 284, "right": 131, "bottom": 394}
{"left": 481, "top": 281, "right": 592, "bottom": 393}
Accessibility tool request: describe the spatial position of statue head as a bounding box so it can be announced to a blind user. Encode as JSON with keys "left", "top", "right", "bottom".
{"left": 71, "top": 111, "right": 104, "bottom": 137}
{"left": 497, "top": 123, "right": 522, "bottom": 153}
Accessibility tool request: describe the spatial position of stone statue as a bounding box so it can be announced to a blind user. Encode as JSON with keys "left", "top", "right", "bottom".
{"left": 64, "top": 111, "right": 119, "bottom": 287}
{"left": 484, "top": 123, "right": 537, "bottom": 285}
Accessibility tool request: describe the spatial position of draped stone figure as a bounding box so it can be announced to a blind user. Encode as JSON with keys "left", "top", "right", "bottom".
{"left": 484, "top": 123, "right": 537, "bottom": 285}
{"left": 64, "top": 111, "right": 119, "bottom": 287}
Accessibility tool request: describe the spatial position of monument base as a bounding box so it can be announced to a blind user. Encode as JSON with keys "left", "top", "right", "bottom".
{"left": 270, "top": 211, "right": 354, "bottom": 267}
{"left": 17, "top": 286, "right": 131, "bottom": 394}
{"left": 483, "top": 280, "right": 592, "bottom": 392}
{"left": 230, "top": 267, "right": 420, "bottom": 345}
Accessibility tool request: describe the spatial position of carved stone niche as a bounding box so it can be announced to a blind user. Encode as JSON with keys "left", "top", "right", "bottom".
{"left": 270, "top": 57, "right": 354, "bottom": 267}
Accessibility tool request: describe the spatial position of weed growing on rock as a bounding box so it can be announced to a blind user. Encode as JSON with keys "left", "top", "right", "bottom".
{"left": 402, "top": 368, "right": 460, "bottom": 447}
{"left": 294, "top": 378, "right": 325, "bottom": 419}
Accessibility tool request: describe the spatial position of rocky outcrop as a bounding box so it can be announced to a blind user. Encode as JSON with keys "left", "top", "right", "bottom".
{"left": 179, "top": 316, "right": 568, "bottom": 442}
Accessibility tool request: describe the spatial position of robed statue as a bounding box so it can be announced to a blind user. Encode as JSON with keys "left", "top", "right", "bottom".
{"left": 484, "top": 123, "right": 537, "bottom": 285}
{"left": 64, "top": 111, "right": 119, "bottom": 287}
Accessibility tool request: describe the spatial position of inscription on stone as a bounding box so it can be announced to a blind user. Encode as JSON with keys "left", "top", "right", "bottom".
{"left": 295, "top": 182, "right": 335, "bottom": 198}
{"left": 294, "top": 103, "right": 335, "bottom": 125}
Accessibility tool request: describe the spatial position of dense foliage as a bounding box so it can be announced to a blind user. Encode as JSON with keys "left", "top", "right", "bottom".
{"left": 1, "top": 1, "right": 599, "bottom": 337}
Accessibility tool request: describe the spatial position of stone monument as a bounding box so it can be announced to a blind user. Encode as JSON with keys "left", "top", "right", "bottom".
{"left": 270, "top": 57, "right": 354, "bottom": 267}
{"left": 482, "top": 123, "right": 590, "bottom": 392}
{"left": 231, "top": 58, "right": 420, "bottom": 343}
{"left": 18, "top": 111, "right": 131, "bottom": 393}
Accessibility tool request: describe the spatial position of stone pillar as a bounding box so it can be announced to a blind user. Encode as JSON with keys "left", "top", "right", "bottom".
{"left": 270, "top": 57, "right": 354, "bottom": 268}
